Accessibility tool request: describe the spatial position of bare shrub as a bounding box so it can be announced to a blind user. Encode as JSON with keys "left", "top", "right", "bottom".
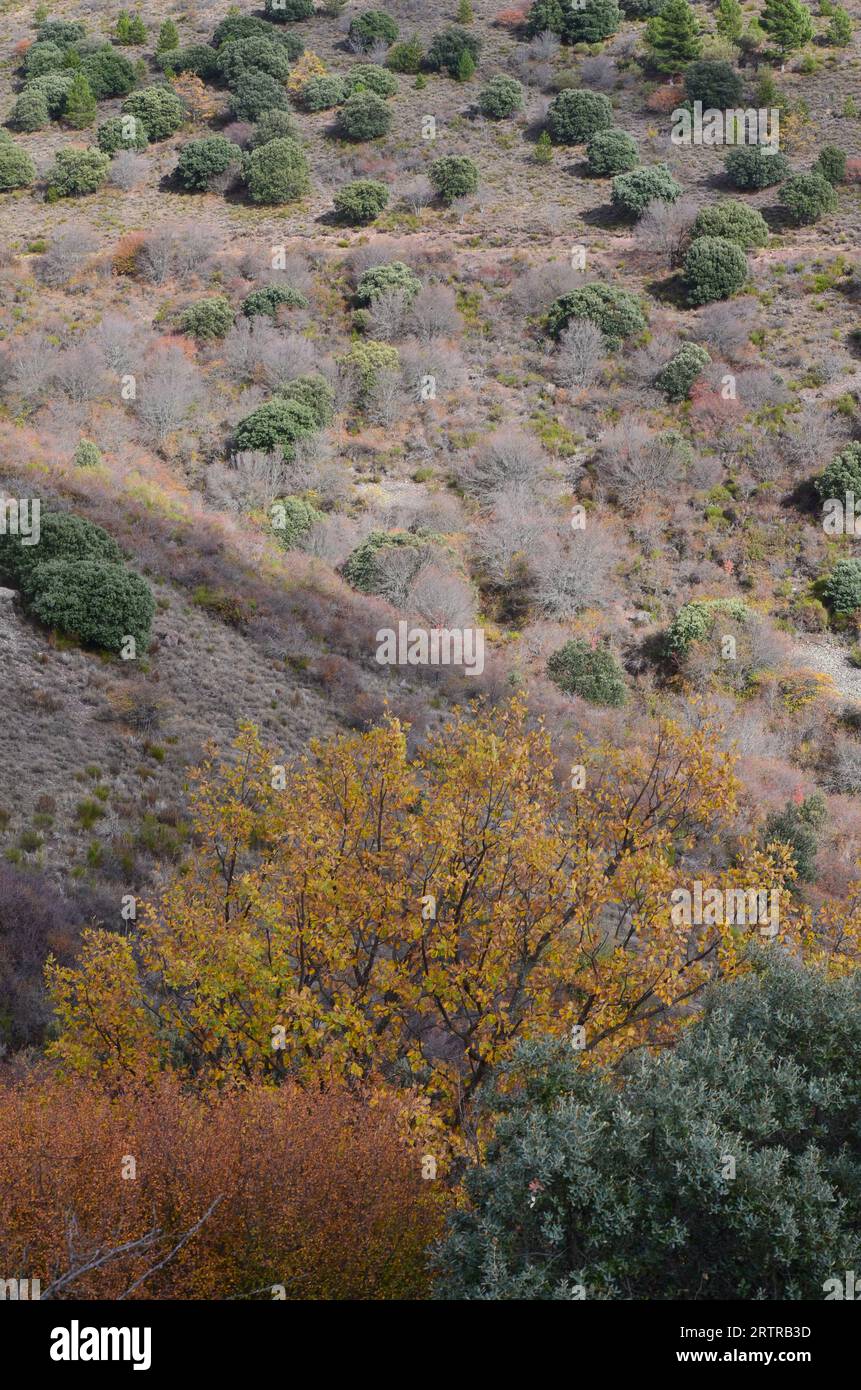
{"left": 400, "top": 178, "right": 433, "bottom": 215}
{"left": 52, "top": 342, "right": 109, "bottom": 404}
{"left": 5, "top": 335, "right": 59, "bottom": 406}
{"left": 137, "top": 224, "right": 216, "bottom": 286}
{"left": 556, "top": 319, "right": 604, "bottom": 390}
{"left": 781, "top": 404, "right": 850, "bottom": 476}
{"left": 399, "top": 341, "right": 464, "bottom": 402}
{"left": 90, "top": 313, "right": 143, "bottom": 375}
{"left": 827, "top": 736, "right": 861, "bottom": 795}
{"left": 596, "top": 424, "right": 688, "bottom": 509}
{"left": 529, "top": 31, "right": 562, "bottom": 62}
{"left": 372, "top": 541, "right": 436, "bottom": 608}
{"left": 735, "top": 368, "right": 791, "bottom": 413}
{"left": 509, "top": 261, "right": 584, "bottom": 317}
{"left": 134, "top": 347, "right": 202, "bottom": 443}
{"left": 299, "top": 515, "right": 360, "bottom": 566}
{"left": 407, "top": 561, "right": 475, "bottom": 628}
{"left": 579, "top": 55, "right": 617, "bottom": 91}
{"left": 471, "top": 485, "right": 549, "bottom": 593}
{"left": 206, "top": 451, "right": 286, "bottom": 512}
{"left": 458, "top": 428, "right": 548, "bottom": 499}
{"left": 365, "top": 366, "right": 404, "bottom": 426}
{"left": 222, "top": 321, "right": 319, "bottom": 388}
{"left": 634, "top": 198, "right": 697, "bottom": 268}
{"left": 692, "top": 301, "right": 757, "bottom": 361}
{"left": 408, "top": 285, "right": 461, "bottom": 342}
{"left": 532, "top": 522, "right": 617, "bottom": 617}
{"left": 36, "top": 227, "right": 95, "bottom": 288}
{"left": 365, "top": 288, "right": 412, "bottom": 342}
{"left": 109, "top": 151, "right": 149, "bottom": 191}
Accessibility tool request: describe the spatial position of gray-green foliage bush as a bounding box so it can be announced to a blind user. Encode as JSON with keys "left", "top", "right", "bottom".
{"left": 356, "top": 261, "right": 421, "bottom": 305}
{"left": 778, "top": 171, "right": 838, "bottom": 226}
{"left": 429, "top": 155, "right": 479, "bottom": 203}
{"left": 180, "top": 296, "right": 234, "bottom": 340}
{"left": 96, "top": 115, "right": 149, "bottom": 154}
{"left": 122, "top": 87, "right": 184, "bottom": 140}
{"left": 684, "top": 235, "right": 748, "bottom": 305}
{"left": 815, "top": 443, "right": 861, "bottom": 502}
{"left": 338, "top": 91, "right": 393, "bottom": 140}
{"left": 333, "top": 178, "right": 389, "bottom": 224}
{"left": 175, "top": 136, "right": 242, "bottom": 190}
{"left": 586, "top": 127, "right": 638, "bottom": 175}
{"left": 342, "top": 64, "right": 399, "bottom": 98}
{"left": 665, "top": 597, "right": 750, "bottom": 656}
{"left": 242, "top": 284, "right": 309, "bottom": 316}
{"left": 270, "top": 495, "right": 324, "bottom": 547}
{"left": 298, "top": 75, "right": 346, "bottom": 111}
{"left": 234, "top": 397, "right": 319, "bottom": 458}
{"left": 823, "top": 558, "right": 861, "bottom": 614}
{"left": 611, "top": 162, "right": 681, "bottom": 216}
{"left": 546, "top": 88, "right": 613, "bottom": 145}
{"left": 434, "top": 956, "right": 861, "bottom": 1299}
{"left": 725, "top": 144, "right": 788, "bottom": 189}
{"left": 0, "top": 510, "right": 122, "bottom": 599}
{"left": 0, "top": 141, "right": 36, "bottom": 189}
{"left": 691, "top": 198, "right": 768, "bottom": 248}
{"left": 655, "top": 342, "right": 711, "bottom": 400}
{"left": 342, "top": 529, "right": 434, "bottom": 594}
{"left": 348, "top": 10, "right": 399, "bottom": 51}
{"left": 279, "top": 374, "right": 335, "bottom": 427}
{"left": 546, "top": 283, "right": 647, "bottom": 348}
{"left": 29, "top": 560, "right": 155, "bottom": 654}
{"left": 217, "top": 36, "right": 292, "bottom": 87}
{"left": 546, "top": 638, "right": 627, "bottom": 704}
{"left": 46, "top": 147, "right": 111, "bottom": 198}
{"left": 477, "top": 75, "right": 524, "bottom": 119}
{"left": 229, "top": 70, "right": 291, "bottom": 121}
{"left": 243, "top": 136, "right": 310, "bottom": 203}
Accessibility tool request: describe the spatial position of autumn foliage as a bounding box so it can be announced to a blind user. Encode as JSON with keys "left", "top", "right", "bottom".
{"left": 0, "top": 1069, "right": 443, "bottom": 1299}
{"left": 47, "top": 699, "right": 860, "bottom": 1136}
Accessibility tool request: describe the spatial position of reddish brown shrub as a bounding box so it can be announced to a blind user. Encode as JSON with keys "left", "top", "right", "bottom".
{"left": 0, "top": 1070, "right": 445, "bottom": 1300}
{"left": 495, "top": 6, "right": 528, "bottom": 26}
{"left": 112, "top": 233, "right": 147, "bottom": 278}
{"left": 646, "top": 84, "right": 683, "bottom": 113}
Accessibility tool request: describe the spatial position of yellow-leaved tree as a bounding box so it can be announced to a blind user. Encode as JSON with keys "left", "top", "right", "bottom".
{"left": 47, "top": 699, "right": 857, "bottom": 1130}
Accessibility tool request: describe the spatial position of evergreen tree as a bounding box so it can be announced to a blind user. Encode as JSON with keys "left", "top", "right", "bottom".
{"left": 716, "top": 0, "right": 743, "bottom": 41}
{"left": 64, "top": 72, "right": 97, "bottom": 129}
{"left": 157, "top": 19, "right": 180, "bottom": 53}
{"left": 760, "top": 0, "right": 814, "bottom": 53}
{"left": 456, "top": 47, "right": 476, "bottom": 81}
{"left": 827, "top": 7, "right": 852, "bottom": 45}
{"left": 645, "top": 0, "right": 703, "bottom": 73}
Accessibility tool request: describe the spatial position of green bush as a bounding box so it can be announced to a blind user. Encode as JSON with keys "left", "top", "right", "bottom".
{"left": 356, "top": 261, "right": 422, "bottom": 305}
{"left": 80, "top": 45, "right": 137, "bottom": 100}
{"left": 270, "top": 495, "right": 324, "bottom": 547}
{"left": 546, "top": 282, "right": 647, "bottom": 347}
{"left": 155, "top": 45, "right": 221, "bottom": 79}
{"left": 724, "top": 144, "right": 788, "bottom": 189}
{"left": 234, "top": 398, "right": 319, "bottom": 458}
{"left": 213, "top": 13, "right": 299, "bottom": 47}
{"left": 338, "top": 340, "right": 400, "bottom": 404}
{"left": 333, "top": 178, "right": 389, "bottom": 224}
{"left": 264, "top": 0, "right": 315, "bottom": 18}
{"left": 827, "top": 6, "right": 852, "bottom": 45}
{"left": 477, "top": 75, "right": 524, "bottom": 119}
{"left": 0, "top": 142, "right": 36, "bottom": 190}
{"left": 343, "top": 64, "right": 399, "bottom": 98}
{"left": 217, "top": 36, "right": 292, "bottom": 87}
{"left": 9, "top": 88, "right": 51, "bottom": 132}
{"left": 425, "top": 26, "right": 481, "bottom": 77}
{"left": 655, "top": 342, "right": 711, "bottom": 401}
{"left": 429, "top": 154, "right": 479, "bottom": 203}
{"left": 96, "top": 115, "right": 149, "bottom": 154}
{"left": 241, "top": 284, "right": 309, "bottom": 317}
{"left": 249, "top": 109, "right": 299, "bottom": 147}
{"left": 338, "top": 91, "right": 393, "bottom": 140}
{"left": 665, "top": 597, "right": 750, "bottom": 656}
{"left": 73, "top": 440, "right": 102, "bottom": 468}
{"left": 157, "top": 19, "right": 179, "bottom": 53}
{"left": 279, "top": 374, "right": 336, "bottom": 427}
{"left": 692, "top": 199, "right": 768, "bottom": 248}
{"left": 243, "top": 137, "right": 311, "bottom": 204}
{"left": 684, "top": 235, "right": 748, "bottom": 305}
{"left": 778, "top": 171, "right": 838, "bottom": 226}
{"left": 46, "top": 147, "right": 111, "bottom": 198}
{"left": 23, "top": 41, "right": 68, "bottom": 80}
{"left": 180, "top": 297, "right": 234, "bottom": 340}
{"left": 385, "top": 37, "right": 425, "bottom": 73}
{"left": 683, "top": 59, "right": 743, "bottom": 108}
{"left": 619, "top": 0, "right": 664, "bottom": 12}
{"left": 586, "top": 127, "right": 638, "bottom": 175}
{"left": 546, "top": 89, "right": 613, "bottom": 145}
{"left": 761, "top": 0, "right": 814, "bottom": 53}
{"left": 122, "top": 87, "right": 184, "bottom": 141}
{"left": 29, "top": 559, "right": 155, "bottom": 654}
{"left": 611, "top": 162, "right": 681, "bottom": 217}
{"left": 546, "top": 639, "right": 627, "bottom": 705}
{"left": 434, "top": 956, "right": 861, "bottom": 1299}
{"left": 115, "top": 11, "right": 147, "bottom": 45}
{"left": 763, "top": 795, "right": 825, "bottom": 882}
{"left": 563, "top": 0, "right": 622, "bottom": 43}
{"left": 175, "top": 136, "right": 242, "bottom": 191}
{"left": 0, "top": 510, "right": 123, "bottom": 599}
{"left": 36, "top": 20, "right": 86, "bottom": 44}
{"left": 24, "top": 71, "right": 75, "bottom": 117}
{"left": 298, "top": 75, "right": 346, "bottom": 111}
{"left": 823, "top": 558, "right": 861, "bottom": 614}
{"left": 813, "top": 145, "right": 846, "bottom": 185}
{"left": 342, "top": 530, "right": 431, "bottom": 594}
{"left": 229, "top": 70, "right": 291, "bottom": 121}
{"left": 525, "top": 0, "right": 567, "bottom": 36}
{"left": 348, "top": 10, "right": 399, "bottom": 50}
{"left": 815, "top": 442, "right": 861, "bottom": 502}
